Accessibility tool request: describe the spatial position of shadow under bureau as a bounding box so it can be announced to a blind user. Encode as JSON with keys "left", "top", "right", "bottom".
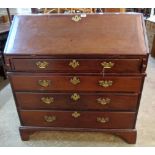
{"left": 4, "top": 13, "right": 148, "bottom": 144}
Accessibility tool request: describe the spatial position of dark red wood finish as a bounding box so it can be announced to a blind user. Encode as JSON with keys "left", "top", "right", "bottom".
{"left": 10, "top": 74, "right": 143, "bottom": 92}
{"left": 20, "top": 110, "right": 136, "bottom": 129}
{"left": 4, "top": 14, "right": 147, "bottom": 55}
{"left": 12, "top": 58, "right": 142, "bottom": 73}
{"left": 4, "top": 14, "right": 149, "bottom": 143}
{"left": 15, "top": 92, "right": 139, "bottom": 111}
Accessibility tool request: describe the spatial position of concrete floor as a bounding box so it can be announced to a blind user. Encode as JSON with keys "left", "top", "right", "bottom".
{"left": 0, "top": 56, "right": 155, "bottom": 146}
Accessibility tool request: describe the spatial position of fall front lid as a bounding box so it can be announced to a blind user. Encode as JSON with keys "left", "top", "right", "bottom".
{"left": 4, "top": 13, "right": 148, "bottom": 55}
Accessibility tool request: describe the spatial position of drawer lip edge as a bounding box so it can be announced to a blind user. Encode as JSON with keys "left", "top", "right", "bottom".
{"left": 20, "top": 109, "right": 136, "bottom": 113}
{"left": 7, "top": 72, "right": 147, "bottom": 76}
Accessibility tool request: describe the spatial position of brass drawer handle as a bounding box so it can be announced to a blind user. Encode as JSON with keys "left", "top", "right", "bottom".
{"left": 70, "top": 76, "right": 80, "bottom": 85}
{"left": 38, "top": 80, "right": 51, "bottom": 87}
{"left": 98, "top": 80, "right": 113, "bottom": 88}
{"left": 72, "top": 15, "right": 81, "bottom": 22}
{"left": 97, "top": 97, "right": 111, "bottom": 105}
{"left": 44, "top": 115, "right": 56, "bottom": 122}
{"left": 72, "top": 111, "right": 80, "bottom": 118}
{"left": 36, "top": 61, "right": 48, "bottom": 69}
{"left": 69, "top": 59, "right": 79, "bottom": 69}
{"left": 71, "top": 93, "right": 80, "bottom": 101}
{"left": 41, "top": 97, "right": 54, "bottom": 104}
{"left": 101, "top": 62, "right": 114, "bottom": 69}
{"left": 97, "top": 117, "right": 109, "bottom": 123}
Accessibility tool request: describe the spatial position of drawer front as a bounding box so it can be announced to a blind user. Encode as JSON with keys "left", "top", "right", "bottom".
{"left": 16, "top": 92, "right": 138, "bottom": 111}
{"left": 11, "top": 74, "right": 142, "bottom": 93}
{"left": 12, "top": 58, "right": 141, "bottom": 73}
{"left": 20, "top": 110, "right": 135, "bottom": 129}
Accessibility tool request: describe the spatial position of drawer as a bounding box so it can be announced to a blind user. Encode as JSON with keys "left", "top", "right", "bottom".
{"left": 12, "top": 58, "right": 142, "bottom": 73}
{"left": 16, "top": 92, "right": 139, "bottom": 111}
{"left": 11, "top": 74, "right": 143, "bottom": 93}
{"left": 20, "top": 110, "right": 135, "bottom": 129}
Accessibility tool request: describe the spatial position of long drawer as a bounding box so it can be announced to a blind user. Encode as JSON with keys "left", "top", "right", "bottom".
{"left": 12, "top": 58, "right": 142, "bottom": 73}
{"left": 10, "top": 74, "right": 143, "bottom": 93}
{"left": 20, "top": 110, "right": 136, "bottom": 129}
{"left": 16, "top": 92, "right": 138, "bottom": 111}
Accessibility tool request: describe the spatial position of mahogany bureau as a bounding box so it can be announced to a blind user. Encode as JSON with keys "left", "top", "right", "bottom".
{"left": 4, "top": 13, "right": 148, "bottom": 144}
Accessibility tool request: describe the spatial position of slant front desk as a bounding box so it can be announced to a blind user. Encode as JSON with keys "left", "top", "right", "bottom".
{"left": 4, "top": 13, "right": 148, "bottom": 144}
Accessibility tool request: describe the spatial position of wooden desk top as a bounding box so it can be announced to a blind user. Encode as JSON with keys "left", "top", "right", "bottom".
{"left": 4, "top": 13, "right": 148, "bottom": 56}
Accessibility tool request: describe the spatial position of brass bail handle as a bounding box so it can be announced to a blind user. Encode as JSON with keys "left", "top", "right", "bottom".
{"left": 69, "top": 59, "right": 79, "bottom": 69}
{"left": 101, "top": 62, "right": 114, "bottom": 69}
{"left": 72, "top": 111, "right": 81, "bottom": 118}
{"left": 70, "top": 76, "right": 80, "bottom": 85}
{"left": 71, "top": 93, "right": 80, "bottom": 101}
{"left": 41, "top": 97, "right": 54, "bottom": 104}
{"left": 97, "top": 117, "right": 109, "bottom": 123}
{"left": 98, "top": 80, "right": 113, "bottom": 88}
{"left": 97, "top": 97, "right": 111, "bottom": 105}
{"left": 44, "top": 115, "right": 56, "bottom": 122}
{"left": 36, "top": 61, "right": 49, "bottom": 69}
{"left": 38, "top": 80, "right": 51, "bottom": 87}
{"left": 72, "top": 15, "right": 81, "bottom": 22}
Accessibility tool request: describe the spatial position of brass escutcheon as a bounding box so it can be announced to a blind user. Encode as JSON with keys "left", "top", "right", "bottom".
{"left": 38, "top": 80, "right": 51, "bottom": 87}
{"left": 71, "top": 93, "right": 80, "bottom": 101}
{"left": 36, "top": 61, "right": 48, "bottom": 69}
{"left": 101, "top": 62, "right": 114, "bottom": 69}
{"left": 41, "top": 97, "right": 54, "bottom": 104}
{"left": 72, "top": 111, "right": 80, "bottom": 118}
{"left": 98, "top": 80, "right": 113, "bottom": 88}
{"left": 69, "top": 59, "right": 79, "bottom": 69}
{"left": 72, "top": 15, "right": 81, "bottom": 22}
{"left": 70, "top": 76, "right": 80, "bottom": 85}
{"left": 44, "top": 115, "right": 56, "bottom": 122}
{"left": 96, "top": 117, "right": 109, "bottom": 123}
{"left": 97, "top": 97, "right": 111, "bottom": 105}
